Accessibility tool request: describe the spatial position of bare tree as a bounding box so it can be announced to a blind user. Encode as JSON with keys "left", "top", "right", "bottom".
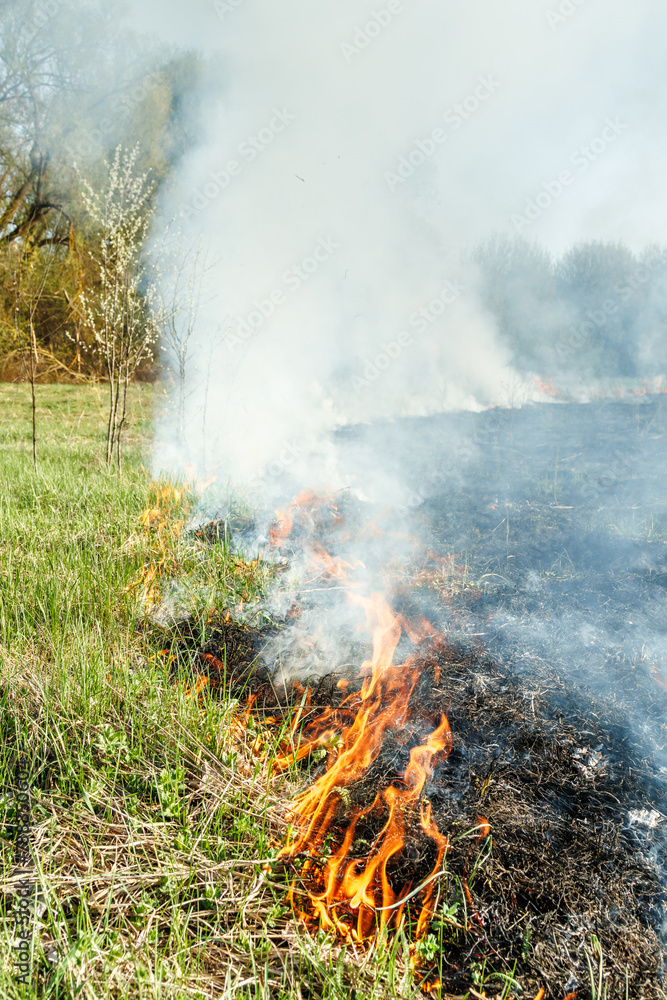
{"left": 0, "top": 3, "right": 73, "bottom": 251}
{"left": 78, "top": 146, "right": 158, "bottom": 469}
{"left": 157, "top": 234, "right": 215, "bottom": 450}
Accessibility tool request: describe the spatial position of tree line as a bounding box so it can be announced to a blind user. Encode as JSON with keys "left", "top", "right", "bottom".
{"left": 472, "top": 236, "right": 667, "bottom": 379}
{"left": 0, "top": 0, "right": 205, "bottom": 464}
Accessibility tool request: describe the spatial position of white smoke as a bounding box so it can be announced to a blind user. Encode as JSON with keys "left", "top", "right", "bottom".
{"left": 131, "top": 0, "right": 667, "bottom": 492}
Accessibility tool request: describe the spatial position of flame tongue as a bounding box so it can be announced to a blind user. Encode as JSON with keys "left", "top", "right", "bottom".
{"left": 276, "top": 557, "right": 454, "bottom": 942}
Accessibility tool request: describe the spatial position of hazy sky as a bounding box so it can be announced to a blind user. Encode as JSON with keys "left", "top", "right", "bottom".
{"left": 132, "top": 0, "right": 666, "bottom": 251}
{"left": 131, "top": 0, "right": 667, "bottom": 485}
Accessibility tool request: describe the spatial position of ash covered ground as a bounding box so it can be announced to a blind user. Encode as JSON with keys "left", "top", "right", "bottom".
{"left": 337, "top": 395, "right": 667, "bottom": 718}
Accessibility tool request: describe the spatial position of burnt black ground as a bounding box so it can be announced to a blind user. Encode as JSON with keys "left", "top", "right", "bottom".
{"left": 177, "top": 396, "right": 667, "bottom": 997}
{"left": 336, "top": 396, "right": 667, "bottom": 721}
{"left": 330, "top": 396, "right": 667, "bottom": 996}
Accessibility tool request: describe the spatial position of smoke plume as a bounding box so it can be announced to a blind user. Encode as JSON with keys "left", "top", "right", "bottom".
{"left": 139, "top": 0, "right": 667, "bottom": 494}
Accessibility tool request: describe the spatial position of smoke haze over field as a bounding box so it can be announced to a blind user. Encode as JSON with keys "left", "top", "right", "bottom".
{"left": 126, "top": 0, "right": 667, "bottom": 492}
{"left": 4, "top": 4, "right": 667, "bottom": 985}
{"left": 126, "top": 10, "right": 667, "bottom": 959}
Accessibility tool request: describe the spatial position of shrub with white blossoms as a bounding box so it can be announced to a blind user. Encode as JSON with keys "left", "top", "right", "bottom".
{"left": 77, "top": 146, "right": 161, "bottom": 468}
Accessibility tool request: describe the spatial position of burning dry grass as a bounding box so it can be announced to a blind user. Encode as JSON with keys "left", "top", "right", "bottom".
{"left": 0, "top": 648, "right": 436, "bottom": 1000}
{"left": 2, "top": 388, "right": 667, "bottom": 999}
{"left": 0, "top": 397, "right": 426, "bottom": 1000}
{"left": 181, "top": 494, "right": 667, "bottom": 998}
{"left": 169, "top": 595, "right": 667, "bottom": 998}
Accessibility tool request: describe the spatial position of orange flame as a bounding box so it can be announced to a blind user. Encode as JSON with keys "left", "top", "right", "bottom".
{"left": 534, "top": 376, "right": 559, "bottom": 397}
{"left": 185, "top": 674, "right": 210, "bottom": 700}
{"left": 476, "top": 815, "right": 491, "bottom": 839}
{"left": 183, "top": 464, "right": 217, "bottom": 495}
{"left": 268, "top": 493, "right": 466, "bottom": 944}
{"left": 270, "top": 490, "right": 328, "bottom": 547}
{"left": 309, "top": 543, "right": 363, "bottom": 581}
{"left": 278, "top": 575, "right": 454, "bottom": 942}
{"left": 125, "top": 560, "right": 163, "bottom": 611}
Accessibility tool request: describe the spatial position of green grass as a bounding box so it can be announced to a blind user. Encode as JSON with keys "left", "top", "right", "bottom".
{"left": 2, "top": 384, "right": 590, "bottom": 1000}
{"left": 0, "top": 384, "right": 436, "bottom": 1000}
{"left": 3, "top": 384, "right": 643, "bottom": 1000}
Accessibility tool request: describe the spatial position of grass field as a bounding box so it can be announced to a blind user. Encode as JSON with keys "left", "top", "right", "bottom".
{"left": 3, "top": 384, "right": 643, "bottom": 1000}
{"left": 0, "top": 384, "right": 435, "bottom": 1000}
